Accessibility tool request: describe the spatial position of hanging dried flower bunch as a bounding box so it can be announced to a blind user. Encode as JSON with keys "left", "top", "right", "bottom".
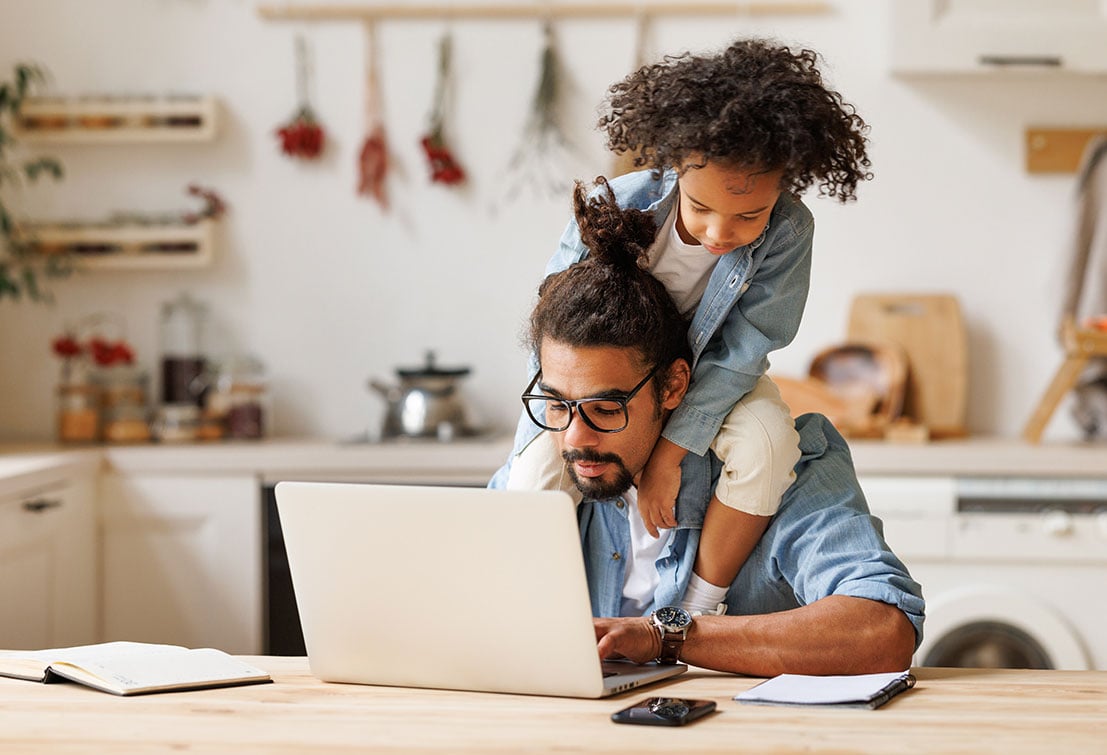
{"left": 357, "top": 21, "right": 389, "bottom": 208}
{"left": 419, "top": 31, "right": 465, "bottom": 186}
{"left": 276, "top": 36, "right": 326, "bottom": 160}
{"left": 181, "top": 184, "right": 227, "bottom": 223}
{"left": 501, "top": 22, "right": 585, "bottom": 201}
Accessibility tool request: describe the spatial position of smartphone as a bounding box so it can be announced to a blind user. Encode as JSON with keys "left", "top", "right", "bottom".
{"left": 610, "top": 696, "right": 717, "bottom": 726}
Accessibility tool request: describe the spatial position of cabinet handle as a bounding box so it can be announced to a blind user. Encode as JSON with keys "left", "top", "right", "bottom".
{"left": 22, "top": 498, "right": 63, "bottom": 513}
{"left": 978, "top": 55, "right": 1062, "bottom": 68}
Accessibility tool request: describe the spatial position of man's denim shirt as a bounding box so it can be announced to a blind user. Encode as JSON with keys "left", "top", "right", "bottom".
{"left": 491, "top": 414, "right": 926, "bottom": 650}
{"left": 541, "top": 167, "right": 815, "bottom": 457}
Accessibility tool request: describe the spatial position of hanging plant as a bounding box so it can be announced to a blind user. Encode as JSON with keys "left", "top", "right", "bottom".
{"left": 501, "top": 22, "right": 584, "bottom": 202}
{"left": 419, "top": 31, "right": 465, "bottom": 186}
{"left": 276, "top": 35, "right": 326, "bottom": 160}
{"left": 357, "top": 20, "right": 389, "bottom": 208}
{"left": 0, "top": 62, "right": 68, "bottom": 301}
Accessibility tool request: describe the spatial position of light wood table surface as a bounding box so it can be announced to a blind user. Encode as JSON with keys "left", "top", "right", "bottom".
{"left": 1, "top": 658, "right": 1105, "bottom": 753}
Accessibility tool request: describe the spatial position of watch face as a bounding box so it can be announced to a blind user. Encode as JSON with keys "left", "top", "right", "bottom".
{"left": 655, "top": 606, "right": 693, "bottom": 630}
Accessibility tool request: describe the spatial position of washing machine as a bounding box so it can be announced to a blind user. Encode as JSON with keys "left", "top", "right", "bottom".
{"left": 861, "top": 475, "right": 1107, "bottom": 670}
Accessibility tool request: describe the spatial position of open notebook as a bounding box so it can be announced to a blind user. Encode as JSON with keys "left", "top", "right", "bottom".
{"left": 275, "top": 481, "right": 686, "bottom": 698}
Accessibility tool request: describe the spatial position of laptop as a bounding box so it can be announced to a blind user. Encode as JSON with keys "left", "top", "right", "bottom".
{"left": 274, "top": 481, "right": 687, "bottom": 698}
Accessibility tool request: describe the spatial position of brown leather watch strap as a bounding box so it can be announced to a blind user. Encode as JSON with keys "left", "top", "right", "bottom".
{"left": 657, "top": 633, "right": 685, "bottom": 665}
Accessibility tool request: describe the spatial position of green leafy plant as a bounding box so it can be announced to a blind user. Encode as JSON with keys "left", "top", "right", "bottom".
{"left": 0, "top": 63, "right": 67, "bottom": 301}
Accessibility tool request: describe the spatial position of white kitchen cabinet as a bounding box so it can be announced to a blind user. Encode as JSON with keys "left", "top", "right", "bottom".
{"left": 891, "top": 0, "right": 1107, "bottom": 74}
{"left": 98, "top": 472, "right": 261, "bottom": 654}
{"left": 0, "top": 474, "right": 97, "bottom": 650}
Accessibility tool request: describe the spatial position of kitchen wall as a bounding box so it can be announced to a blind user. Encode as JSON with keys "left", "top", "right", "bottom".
{"left": 2, "top": 0, "right": 1104, "bottom": 443}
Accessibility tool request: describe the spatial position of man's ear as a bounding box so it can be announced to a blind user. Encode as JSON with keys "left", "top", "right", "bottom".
{"left": 660, "top": 358, "right": 691, "bottom": 410}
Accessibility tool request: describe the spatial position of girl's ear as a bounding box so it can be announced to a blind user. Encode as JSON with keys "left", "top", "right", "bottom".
{"left": 660, "top": 358, "right": 691, "bottom": 410}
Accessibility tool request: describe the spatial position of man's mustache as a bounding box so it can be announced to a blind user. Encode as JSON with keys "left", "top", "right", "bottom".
{"left": 562, "top": 449, "right": 624, "bottom": 465}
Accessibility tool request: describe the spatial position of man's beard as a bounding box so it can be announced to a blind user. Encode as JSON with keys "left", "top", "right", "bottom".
{"left": 562, "top": 448, "right": 634, "bottom": 500}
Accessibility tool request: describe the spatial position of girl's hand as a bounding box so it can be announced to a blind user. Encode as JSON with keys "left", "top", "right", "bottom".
{"left": 636, "top": 439, "right": 687, "bottom": 537}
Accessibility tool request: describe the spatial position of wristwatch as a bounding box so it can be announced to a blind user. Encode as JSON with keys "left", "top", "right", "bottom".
{"left": 650, "top": 606, "right": 693, "bottom": 665}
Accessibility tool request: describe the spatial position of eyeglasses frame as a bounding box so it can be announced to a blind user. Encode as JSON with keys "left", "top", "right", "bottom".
{"left": 520, "top": 362, "right": 663, "bottom": 434}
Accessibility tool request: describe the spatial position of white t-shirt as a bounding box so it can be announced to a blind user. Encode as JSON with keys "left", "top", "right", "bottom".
{"left": 620, "top": 487, "right": 675, "bottom": 616}
{"left": 646, "top": 204, "right": 717, "bottom": 316}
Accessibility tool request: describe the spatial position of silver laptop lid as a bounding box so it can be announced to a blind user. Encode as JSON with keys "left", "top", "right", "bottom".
{"left": 276, "top": 482, "right": 617, "bottom": 697}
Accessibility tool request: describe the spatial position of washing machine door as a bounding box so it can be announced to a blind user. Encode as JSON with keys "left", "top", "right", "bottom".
{"left": 919, "top": 585, "right": 1091, "bottom": 670}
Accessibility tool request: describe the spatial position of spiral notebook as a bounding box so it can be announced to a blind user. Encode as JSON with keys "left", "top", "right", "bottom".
{"left": 735, "top": 670, "right": 916, "bottom": 710}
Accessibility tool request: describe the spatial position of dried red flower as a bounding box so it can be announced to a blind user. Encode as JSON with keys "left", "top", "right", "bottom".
{"left": 357, "top": 124, "right": 389, "bottom": 208}
{"left": 51, "top": 335, "right": 82, "bottom": 358}
{"left": 420, "top": 134, "right": 466, "bottom": 185}
{"left": 183, "top": 184, "right": 227, "bottom": 223}
{"left": 87, "top": 337, "right": 135, "bottom": 367}
{"left": 419, "top": 32, "right": 466, "bottom": 187}
{"left": 276, "top": 108, "right": 326, "bottom": 160}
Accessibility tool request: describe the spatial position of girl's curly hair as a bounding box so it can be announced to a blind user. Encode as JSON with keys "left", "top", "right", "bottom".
{"left": 599, "top": 38, "right": 872, "bottom": 202}
{"left": 529, "top": 177, "right": 691, "bottom": 384}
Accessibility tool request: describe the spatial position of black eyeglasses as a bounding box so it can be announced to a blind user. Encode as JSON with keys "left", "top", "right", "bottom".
{"left": 520, "top": 363, "right": 662, "bottom": 433}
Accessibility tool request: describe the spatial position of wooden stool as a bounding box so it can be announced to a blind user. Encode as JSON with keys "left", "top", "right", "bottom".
{"left": 1022, "top": 317, "right": 1107, "bottom": 442}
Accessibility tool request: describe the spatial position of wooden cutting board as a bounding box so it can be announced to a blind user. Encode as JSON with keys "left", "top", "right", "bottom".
{"left": 847, "top": 294, "right": 968, "bottom": 437}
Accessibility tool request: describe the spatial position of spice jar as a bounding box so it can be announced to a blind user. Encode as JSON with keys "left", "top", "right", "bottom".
{"left": 57, "top": 384, "right": 100, "bottom": 443}
{"left": 56, "top": 357, "right": 99, "bottom": 443}
{"left": 97, "top": 365, "right": 151, "bottom": 444}
{"left": 207, "top": 355, "right": 269, "bottom": 440}
{"left": 153, "top": 404, "right": 200, "bottom": 443}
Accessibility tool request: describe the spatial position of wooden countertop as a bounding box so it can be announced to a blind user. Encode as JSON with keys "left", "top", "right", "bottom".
{"left": 3, "top": 436, "right": 1107, "bottom": 483}
{"left": 1, "top": 659, "right": 1104, "bottom": 753}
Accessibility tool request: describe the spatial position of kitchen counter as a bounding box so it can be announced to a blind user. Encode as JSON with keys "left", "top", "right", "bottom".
{"left": 0, "top": 436, "right": 516, "bottom": 486}
{"left": 846, "top": 436, "right": 1107, "bottom": 478}
{"left": 0, "top": 449, "right": 101, "bottom": 498}
{"left": 1, "top": 661, "right": 1104, "bottom": 753}
{"left": 2, "top": 435, "right": 1107, "bottom": 485}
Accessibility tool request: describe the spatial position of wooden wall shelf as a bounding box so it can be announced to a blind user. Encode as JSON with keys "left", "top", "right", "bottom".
{"left": 20, "top": 219, "right": 215, "bottom": 271}
{"left": 12, "top": 96, "right": 219, "bottom": 144}
{"left": 257, "top": 1, "right": 831, "bottom": 21}
{"left": 1026, "top": 127, "right": 1107, "bottom": 174}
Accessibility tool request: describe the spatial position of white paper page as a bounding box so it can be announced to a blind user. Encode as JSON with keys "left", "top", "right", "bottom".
{"left": 51, "top": 648, "right": 268, "bottom": 691}
{"left": 1, "top": 642, "right": 181, "bottom": 664}
{"left": 735, "top": 670, "right": 911, "bottom": 705}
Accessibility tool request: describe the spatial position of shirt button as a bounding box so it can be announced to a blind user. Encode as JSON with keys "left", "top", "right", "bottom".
{"left": 612, "top": 552, "right": 622, "bottom": 561}
{"left": 616, "top": 500, "right": 625, "bottom": 509}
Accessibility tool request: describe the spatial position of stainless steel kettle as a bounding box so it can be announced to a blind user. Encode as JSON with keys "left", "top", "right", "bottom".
{"left": 369, "top": 352, "right": 474, "bottom": 440}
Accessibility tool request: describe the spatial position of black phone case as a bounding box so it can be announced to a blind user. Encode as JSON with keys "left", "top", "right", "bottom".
{"left": 611, "top": 697, "right": 717, "bottom": 726}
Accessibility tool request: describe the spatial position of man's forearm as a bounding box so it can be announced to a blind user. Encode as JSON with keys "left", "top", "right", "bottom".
{"left": 680, "top": 596, "right": 916, "bottom": 676}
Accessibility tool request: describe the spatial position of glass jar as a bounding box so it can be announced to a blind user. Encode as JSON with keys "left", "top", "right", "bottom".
{"left": 97, "top": 365, "right": 151, "bottom": 444}
{"left": 208, "top": 355, "right": 269, "bottom": 440}
{"left": 56, "top": 357, "right": 99, "bottom": 443}
{"left": 160, "top": 293, "right": 207, "bottom": 406}
{"left": 153, "top": 404, "right": 200, "bottom": 443}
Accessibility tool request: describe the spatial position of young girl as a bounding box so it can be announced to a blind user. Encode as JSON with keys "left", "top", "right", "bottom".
{"left": 502, "top": 38, "right": 872, "bottom": 616}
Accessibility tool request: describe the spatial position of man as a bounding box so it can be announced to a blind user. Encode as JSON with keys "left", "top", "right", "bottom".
{"left": 489, "top": 180, "right": 923, "bottom": 677}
